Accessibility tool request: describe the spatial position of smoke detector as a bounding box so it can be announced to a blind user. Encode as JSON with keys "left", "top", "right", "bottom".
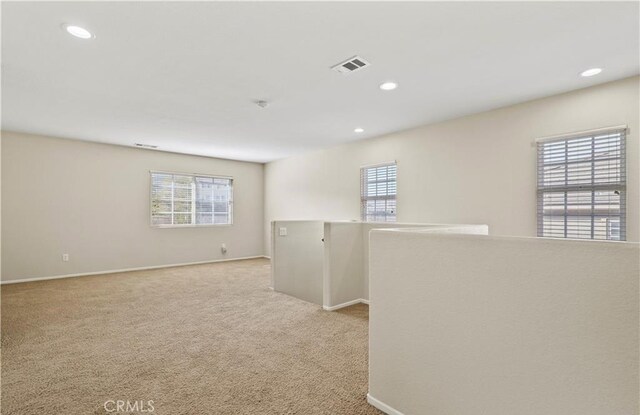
{"left": 331, "top": 55, "right": 370, "bottom": 75}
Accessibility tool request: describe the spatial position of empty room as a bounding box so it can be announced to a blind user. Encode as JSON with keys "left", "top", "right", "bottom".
{"left": 1, "top": 1, "right": 638, "bottom": 414}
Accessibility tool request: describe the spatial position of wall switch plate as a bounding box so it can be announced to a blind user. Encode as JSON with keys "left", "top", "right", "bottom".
{"left": 279, "top": 227, "right": 287, "bottom": 236}
{"left": 62, "top": 254, "right": 69, "bottom": 262}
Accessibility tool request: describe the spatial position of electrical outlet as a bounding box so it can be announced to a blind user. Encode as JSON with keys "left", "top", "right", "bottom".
{"left": 62, "top": 254, "right": 69, "bottom": 262}
{"left": 279, "top": 227, "right": 287, "bottom": 236}
{"left": 221, "top": 243, "right": 227, "bottom": 254}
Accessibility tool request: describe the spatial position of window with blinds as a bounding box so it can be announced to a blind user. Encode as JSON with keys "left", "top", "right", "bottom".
{"left": 537, "top": 128, "right": 626, "bottom": 241}
{"left": 150, "top": 172, "right": 233, "bottom": 227}
{"left": 361, "top": 163, "right": 397, "bottom": 222}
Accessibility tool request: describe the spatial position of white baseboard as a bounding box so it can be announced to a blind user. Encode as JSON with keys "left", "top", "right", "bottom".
{"left": 323, "top": 298, "right": 369, "bottom": 311}
{"left": 1, "top": 255, "right": 269, "bottom": 285}
{"left": 367, "top": 393, "right": 405, "bottom": 415}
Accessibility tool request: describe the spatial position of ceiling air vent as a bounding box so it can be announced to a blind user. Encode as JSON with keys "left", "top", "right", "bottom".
{"left": 134, "top": 143, "right": 158, "bottom": 149}
{"left": 331, "top": 55, "right": 370, "bottom": 75}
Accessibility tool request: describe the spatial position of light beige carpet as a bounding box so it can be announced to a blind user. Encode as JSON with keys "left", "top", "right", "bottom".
{"left": 1, "top": 258, "right": 382, "bottom": 415}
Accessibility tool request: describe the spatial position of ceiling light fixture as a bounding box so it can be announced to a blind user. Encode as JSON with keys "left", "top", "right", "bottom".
{"left": 63, "top": 24, "right": 94, "bottom": 39}
{"left": 580, "top": 68, "right": 602, "bottom": 77}
{"left": 354, "top": 128, "right": 364, "bottom": 133}
{"left": 379, "top": 81, "right": 398, "bottom": 91}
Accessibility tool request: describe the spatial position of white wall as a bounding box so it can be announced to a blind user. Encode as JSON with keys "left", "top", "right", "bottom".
{"left": 360, "top": 222, "right": 486, "bottom": 300}
{"left": 271, "top": 221, "right": 488, "bottom": 309}
{"left": 265, "top": 76, "right": 640, "bottom": 252}
{"left": 323, "top": 221, "right": 364, "bottom": 307}
{"left": 271, "top": 220, "right": 324, "bottom": 305}
{"left": 368, "top": 231, "right": 639, "bottom": 415}
{"left": 1, "top": 131, "right": 265, "bottom": 282}
{"left": 327, "top": 222, "right": 481, "bottom": 306}
{"left": 0, "top": 133, "right": 2, "bottom": 280}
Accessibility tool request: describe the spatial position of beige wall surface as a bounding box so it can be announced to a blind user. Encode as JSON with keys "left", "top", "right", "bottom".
{"left": 369, "top": 231, "right": 639, "bottom": 415}
{"left": 265, "top": 76, "right": 640, "bottom": 252}
{"left": 1, "top": 132, "right": 265, "bottom": 282}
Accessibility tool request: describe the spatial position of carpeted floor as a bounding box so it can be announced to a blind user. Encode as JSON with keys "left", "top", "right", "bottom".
{"left": 1, "top": 258, "right": 382, "bottom": 415}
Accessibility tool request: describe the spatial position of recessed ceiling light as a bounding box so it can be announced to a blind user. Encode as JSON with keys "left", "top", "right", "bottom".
{"left": 354, "top": 128, "right": 364, "bottom": 133}
{"left": 63, "top": 24, "right": 94, "bottom": 39}
{"left": 379, "top": 81, "right": 398, "bottom": 91}
{"left": 580, "top": 68, "right": 602, "bottom": 77}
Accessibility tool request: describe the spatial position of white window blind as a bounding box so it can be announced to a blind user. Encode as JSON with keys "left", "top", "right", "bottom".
{"left": 537, "top": 128, "right": 626, "bottom": 240}
{"left": 150, "top": 172, "right": 233, "bottom": 227}
{"left": 361, "top": 163, "right": 397, "bottom": 222}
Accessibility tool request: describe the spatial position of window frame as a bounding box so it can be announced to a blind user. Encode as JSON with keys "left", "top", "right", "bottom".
{"left": 149, "top": 170, "right": 234, "bottom": 228}
{"left": 535, "top": 126, "right": 626, "bottom": 241}
{"left": 360, "top": 161, "right": 397, "bottom": 223}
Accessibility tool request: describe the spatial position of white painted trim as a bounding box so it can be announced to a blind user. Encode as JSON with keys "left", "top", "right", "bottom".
{"left": 149, "top": 169, "right": 233, "bottom": 180}
{"left": 360, "top": 160, "right": 397, "bottom": 169}
{"left": 322, "top": 298, "right": 369, "bottom": 311}
{"left": 534, "top": 124, "right": 627, "bottom": 143}
{"left": 367, "top": 393, "right": 405, "bottom": 415}
{"left": 1, "top": 256, "right": 268, "bottom": 285}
